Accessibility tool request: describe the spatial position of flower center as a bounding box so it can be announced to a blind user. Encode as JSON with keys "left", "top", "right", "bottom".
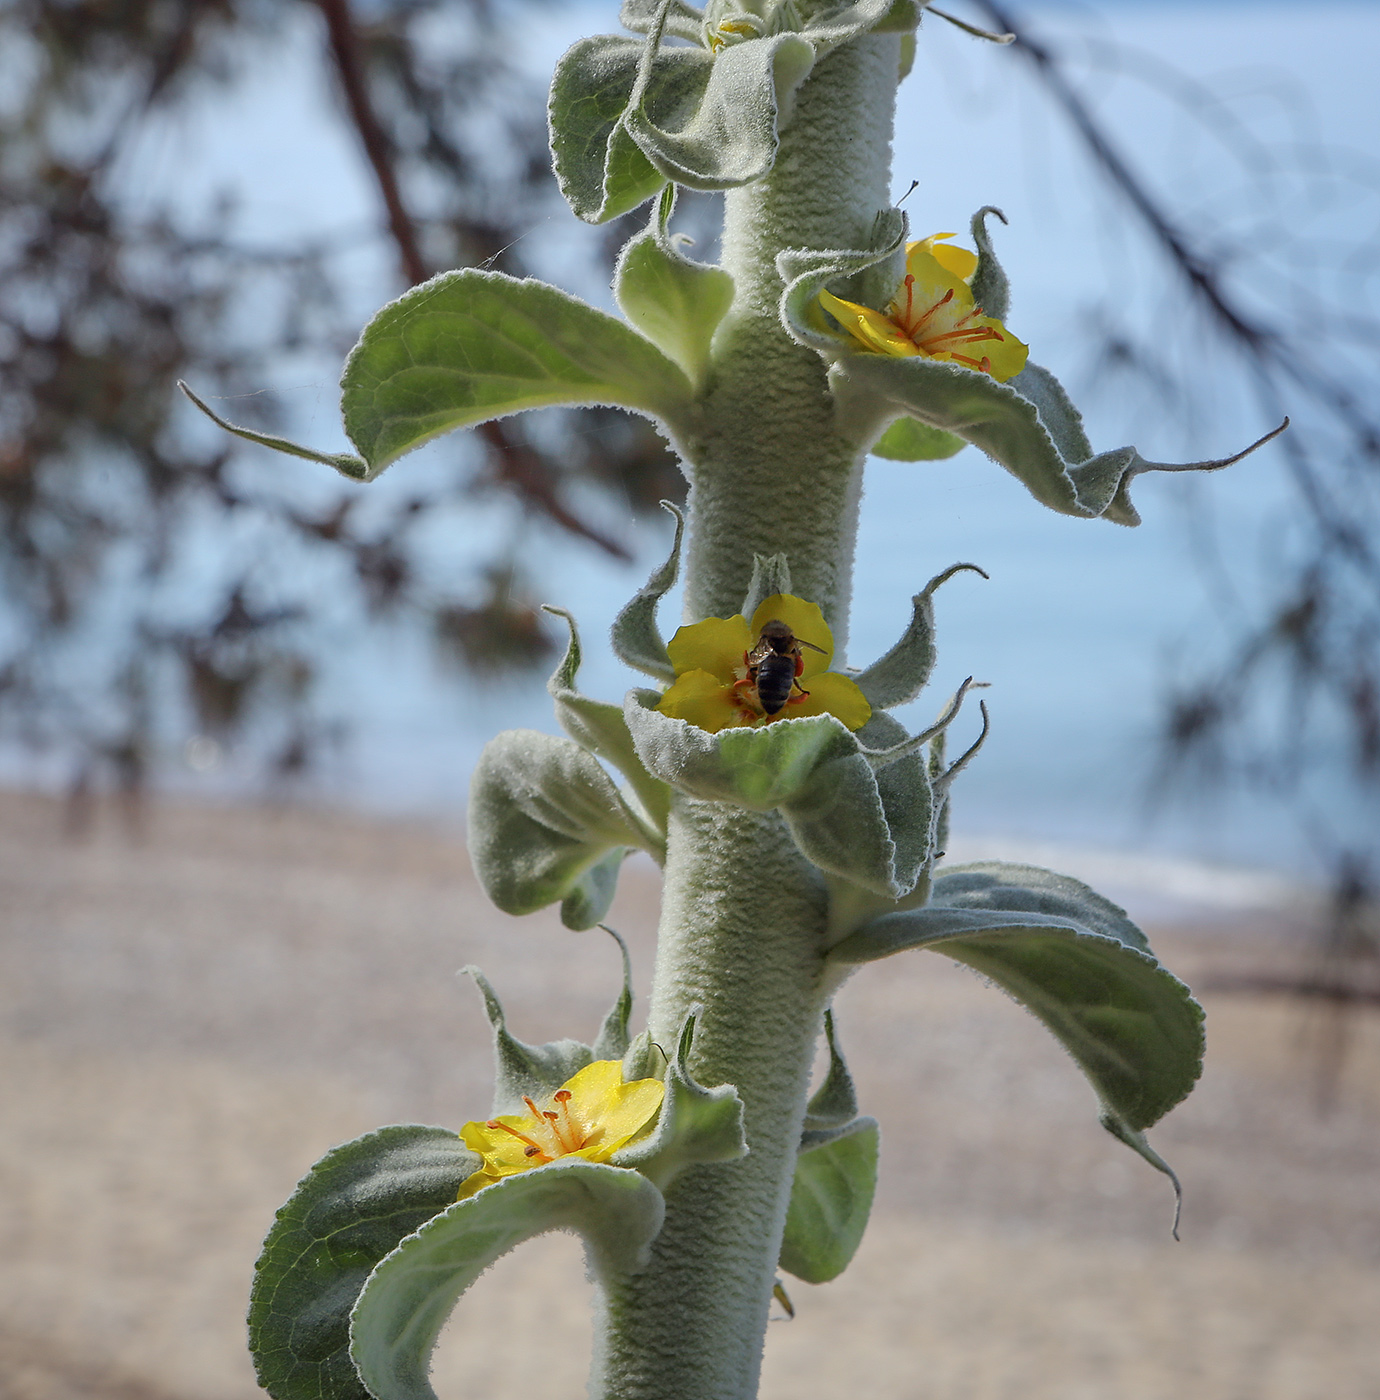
{"left": 890, "top": 274, "right": 1006, "bottom": 373}
{"left": 485, "top": 1088, "right": 587, "bottom": 1163}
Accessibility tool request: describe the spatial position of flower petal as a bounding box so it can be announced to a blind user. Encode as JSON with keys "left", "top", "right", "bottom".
{"left": 460, "top": 1115, "right": 539, "bottom": 1175}
{"left": 749, "top": 594, "right": 834, "bottom": 677}
{"left": 657, "top": 668, "right": 754, "bottom": 733}
{"left": 781, "top": 672, "right": 872, "bottom": 731}
{"left": 819, "top": 289, "right": 918, "bottom": 357}
{"left": 666, "top": 614, "right": 752, "bottom": 683}
{"left": 917, "top": 234, "right": 978, "bottom": 283}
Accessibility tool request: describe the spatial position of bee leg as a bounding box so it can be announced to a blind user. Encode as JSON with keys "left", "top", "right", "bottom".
{"left": 785, "top": 679, "right": 811, "bottom": 705}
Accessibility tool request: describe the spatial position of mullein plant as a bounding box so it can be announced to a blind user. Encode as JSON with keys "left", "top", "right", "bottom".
{"left": 188, "top": 3, "right": 1287, "bottom": 1397}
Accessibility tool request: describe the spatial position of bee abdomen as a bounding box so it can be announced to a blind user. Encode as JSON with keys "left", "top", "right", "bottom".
{"left": 754, "top": 655, "right": 797, "bottom": 715}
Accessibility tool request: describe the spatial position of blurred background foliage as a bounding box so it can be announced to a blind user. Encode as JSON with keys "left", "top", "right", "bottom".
{"left": 0, "top": 1, "right": 1376, "bottom": 1018}
{"left": 0, "top": 0, "right": 683, "bottom": 813}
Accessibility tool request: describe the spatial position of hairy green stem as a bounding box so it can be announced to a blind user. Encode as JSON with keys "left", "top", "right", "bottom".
{"left": 591, "top": 32, "right": 901, "bottom": 1400}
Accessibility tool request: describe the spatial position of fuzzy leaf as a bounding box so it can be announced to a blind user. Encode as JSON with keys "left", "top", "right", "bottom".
{"left": 179, "top": 382, "right": 368, "bottom": 480}
{"left": 549, "top": 35, "right": 704, "bottom": 223}
{"left": 625, "top": 32, "right": 815, "bottom": 191}
{"left": 613, "top": 1011, "right": 747, "bottom": 1189}
{"left": 619, "top": 0, "right": 704, "bottom": 42}
{"left": 468, "top": 729, "right": 654, "bottom": 930}
{"left": 592, "top": 926, "right": 636, "bottom": 1062}
{"left": 350, "top": 1161, "right": 665, "bottom": 1400}
{"left": 611, "top": 501, "right": 685, "bottom": 683}
{"left": 799, "top": 1009, "right": 861, "bottom": 1148}
{"left": 546, "top": 607, "right": 670, "bottom": 843}
{"left": 871, "top": 416, "right": 966, "bottom": 461}
{"left": 829, "top": 862, "right": 1204, "bottom": 1211}
{"left": 778, "top": 1118, "right": 879, "bottom": 1285}
{"left": 836, "top": 353, "right": 1286, "bottom": 527}
{"left": 624, "top": 691, "right": 861, "bottom": 811}
{"left": 337, "top": 270, "right": 693, "bottom": 475}
{"left": 615, "top": 197, "right": 735, "bottom": 386}
{"left": 780, "top": 747, "right": 903, "bottom": 897}
{"left": 739, "top": 552, "right": 793, "bottom": 622}
{"left": 249, "top": 1126, "right": 476, "bottom": 1400}
{"left": 777, "top": 210, "right": 908, "bottom": 353}
{"left": 852, "top": 563, "right": 987, "bottom": 710}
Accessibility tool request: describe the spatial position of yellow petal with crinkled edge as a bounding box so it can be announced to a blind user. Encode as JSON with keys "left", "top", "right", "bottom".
{"left": 749, "top": 594, "right": 834, "bottom": 678}
{"left": 657, "top": 668, "right": 754, "bottom": 732}
{"left": 779, "top": 671, "right": 872, "bottom": 731}
{"left": 563, "top": 1059, "right": 664, "bottom": 1153}
{"left": 915, "top": 234, "right": 978, "bottom": 284}
{"left": 666, "top": 614, "right": 752, "bottom": 684}
{"left": 819, "top": 289, "right": 918, "bottom": 357}
{"left": 974, "top": 323, "right": 1027, "bottom": 381}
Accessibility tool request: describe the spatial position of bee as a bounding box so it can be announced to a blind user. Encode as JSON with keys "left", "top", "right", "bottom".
{"left": 739, "top": 619, "right": 825, "bottom": 717}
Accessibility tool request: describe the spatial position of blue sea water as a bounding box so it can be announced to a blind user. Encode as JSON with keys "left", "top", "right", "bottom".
{"left": 85, "top": 1, "right": 1380, "bottom": 900}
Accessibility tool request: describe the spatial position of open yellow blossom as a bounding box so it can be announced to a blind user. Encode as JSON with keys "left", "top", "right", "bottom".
{"left": 656, "top": 592, "right": 872, "bottom": 735}
{"left": 457, "top": 1061, "right": 664, "bottom": 1200}
{"left": 819, "top": 233, "right": 1028, "bottom": 381}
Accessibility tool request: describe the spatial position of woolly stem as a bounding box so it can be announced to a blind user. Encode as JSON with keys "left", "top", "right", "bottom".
{"left": 589, "top": 32, "right": 900, "bottom": 1400}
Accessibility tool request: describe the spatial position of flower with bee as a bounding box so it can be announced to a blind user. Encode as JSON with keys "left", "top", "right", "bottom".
{"left": 656, "top": 592, "right": 871, "bottom": 734}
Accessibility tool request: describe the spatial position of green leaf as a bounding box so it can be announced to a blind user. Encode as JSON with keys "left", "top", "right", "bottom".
{"left": 871, "top": 416, "right": 966, "bottom": 461}
{"left": 249, "top": 1126, "right": 477, "bottom": 1400}
{"left": 467, "top": 729, "right": 655, "bottom": 930}
{"left": 613, "top": 1011, "right": 747, "bottom": 1189}
{"left": 340, "top": 270, "right": 692, "bottom": 474}
{"left": 852, "top": 562, "right": 988, "bottom": 710}
{"left": 549, "top": 35, "right": 697, "bottom": 223}
{"left": 836, "top": 353, "right": 1287, "bottom": 527}
{"left": 464, "top": 966, "right": 598, "bottom": 1114}
{"left": 829, "top": 862, "right": 1205, "bottom": 1214}
{"left": 779, "top": 1119, "right": 879, "bottom": 1285}
{"left": 545, "top": 606, "right": 670, "bottom": 844}
{"left": 968, "top": 205, "right": 1011, "bottom": 323}
{"left": 614, "top": 192, "right": 735, "bottom": 387}
{"left": 611, "top": 500, "right": 684, "bottom": 683}
{"left": 350, "top": 1161, "right": 666, "bottom": 1400}
{"left": 625, "top": 31, "right": 815, "bottom": 191}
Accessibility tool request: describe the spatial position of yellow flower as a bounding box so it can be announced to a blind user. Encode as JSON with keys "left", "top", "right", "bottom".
{"left": 655, "top": 592, "right": 872, "bottom": 735}
{"left": 456, "top": 1061, "right": 664, "bottom": 1200}
{"left": 819, "top": 234, "right": 1028, "bottom": 382}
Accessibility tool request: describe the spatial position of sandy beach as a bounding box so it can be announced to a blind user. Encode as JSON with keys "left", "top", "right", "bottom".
{"left": 1, "top": 788, "right": 1376, "bottom": 1400}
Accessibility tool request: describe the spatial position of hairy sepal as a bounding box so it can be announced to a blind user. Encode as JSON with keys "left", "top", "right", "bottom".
{"left": 611, "top": 500, "right": 684, "bottom": 683}
{"left": 249, "top": 1126, "right": 477, "bottom": 1400}
{"left": 852, "top": 562, "right": 988, "bottom": 709}
{"left": 467, "top": 729, "right": 656, "bottom": 930}
{"left": 830, "top": 861, "right": 1204, "bottom": 1219}
{"left": 546, "top": 607, "right": 670, "bottom": 844}
{"left": 613, "top": 1011, "right": 747, "bottom": 1190}
{"left": 465, "top": 958, "right": 629, "bottom": 1115}
{"left": 338, "top": 270, "right": 694, "bottom": 474}
{"left": 349, "top": 1161, "right": 666, "bottom": 1400}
